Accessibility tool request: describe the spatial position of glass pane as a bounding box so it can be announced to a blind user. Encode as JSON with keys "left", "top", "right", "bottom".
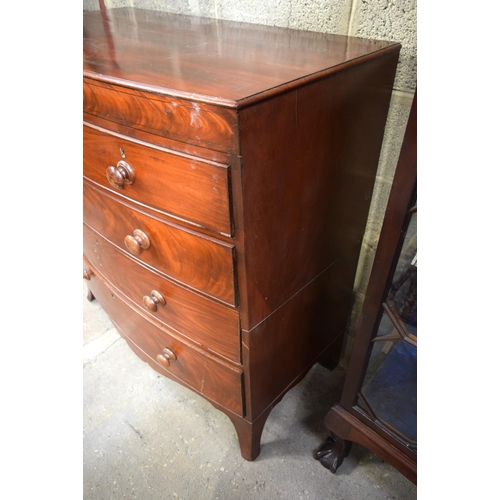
{"left": 388, "top": 210, "right": 417, "bottom": 338}
{"left": 373, "top": 309, "right": 397, "bottom": 339}
{"left": 360, "top": 312, "right": 417, "bottom": 443}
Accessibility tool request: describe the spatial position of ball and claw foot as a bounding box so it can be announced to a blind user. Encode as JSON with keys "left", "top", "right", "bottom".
{"left": 314, "top": 435, "right": 352, "bottom": 473}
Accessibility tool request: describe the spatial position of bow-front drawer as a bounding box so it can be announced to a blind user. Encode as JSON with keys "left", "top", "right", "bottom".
{"left": 83, "top": 181, "right": 237, "bottom": 305}
{"left": 83, "top": 123, "right": 233, "bottom": 236}
{"left": 83, "top": 79, "right": 237, "bottom": 154}
{"left": 83, "top": 262, "right": 244, "bottom": 417}
{"left": 83, "top": 224, "right": 241, "bottom": 363}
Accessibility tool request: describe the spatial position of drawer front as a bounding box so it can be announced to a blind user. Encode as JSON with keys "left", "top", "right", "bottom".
{"left": 83, "top": 79, "right": 237, "bottom": 153}
{"left": 84, "top": 123, "right": 232, "bottom": 236}
{"left": 84, "top": 224, "right": 241, "bottom": 363}
{"left": 84, "top": 263, "right": 244, "bottom": 416}
{"left": 83, "top": 181, "right": 237, "bottom": 305}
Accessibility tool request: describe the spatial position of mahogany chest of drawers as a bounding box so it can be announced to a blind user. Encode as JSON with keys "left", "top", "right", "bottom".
{"left": 83, "top": 7, "right": 400, "bottom": 460}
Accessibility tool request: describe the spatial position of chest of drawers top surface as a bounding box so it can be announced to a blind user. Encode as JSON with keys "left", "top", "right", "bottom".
{"left": 83, "top": 7, "right": 398, "bottom": 107}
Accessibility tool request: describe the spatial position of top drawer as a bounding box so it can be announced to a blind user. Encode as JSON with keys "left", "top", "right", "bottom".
{"left": 84, "top": 123, "right": 233, "bottom": 236}
{"left": 83, "top": 79, "right": 238, "bottom": 153}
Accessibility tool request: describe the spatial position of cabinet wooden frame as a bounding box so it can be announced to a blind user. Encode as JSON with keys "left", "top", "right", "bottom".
{"left": 315, "top": 91, "right": 417, "bottom": 483}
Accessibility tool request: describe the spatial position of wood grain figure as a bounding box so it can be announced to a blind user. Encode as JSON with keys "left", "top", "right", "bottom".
{"left": 83, "top": 7, "right": 400, "bottom": 460}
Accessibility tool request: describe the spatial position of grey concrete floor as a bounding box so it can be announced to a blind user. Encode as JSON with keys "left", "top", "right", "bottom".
{"left": 83, "top": 284, "right": 417, "bottom": 499}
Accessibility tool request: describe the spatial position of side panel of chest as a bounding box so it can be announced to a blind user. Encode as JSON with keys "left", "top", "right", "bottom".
{"left": 237, "top": 51, "right": 400, "bottom": 330}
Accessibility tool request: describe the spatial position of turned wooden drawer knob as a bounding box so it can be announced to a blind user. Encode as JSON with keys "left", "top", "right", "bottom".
{"left": 106, "top": 160, "right": 135, "bottom": 190}
{"left": 83, "top": 268, "right": 93, "bottom": 280}
{"left": 157, "top": 348, "right": 177, "bottom": 368}
{"left": 143, "top": 290, "right": 166, "bottom": 312}
{"left": 124, "top": 229, "right": 150, "bottom": 255}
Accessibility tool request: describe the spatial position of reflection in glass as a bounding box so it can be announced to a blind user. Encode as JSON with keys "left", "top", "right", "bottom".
{"left": 388, "top": 210, "right": 417, "bottom": 338}
{"left": 357, "top": 205, "right": 417, "bottom": 446}
{"left": 360, "top": 317, "right": 417, "bottom": 443}
{"left": 373, "top": 309, "right": 397, "bottom": 339}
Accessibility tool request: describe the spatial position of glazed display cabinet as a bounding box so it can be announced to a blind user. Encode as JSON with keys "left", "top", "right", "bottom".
{"left": 315, "top": 92, "right": 417, "bottom": 483}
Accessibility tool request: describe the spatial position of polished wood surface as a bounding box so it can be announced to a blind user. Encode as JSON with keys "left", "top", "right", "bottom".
{"left": 85, "top": 262, "right": 244, "bottom": 416}
{"left": 124, "top": 229, "right": 150, "bottom": 255}
{"left": 143, "top": 290, "right": 166, "bottom": 312}
{"left": 237, "top": 52, "right": 399, "bottom": 329}
{"left": 84, "top": 80, "right": 238, "bottom": 152}
{"left": 83, "top": 182, "right": 237, "bottom": 305}
{"left": 105, "top": 160, "right": 135, "bottom": 189}
{"left": 242, "top": 265, "right": 352, "bottom": 420}
{"left": 84, "top": 123, "right": 233, "bottom": 235}
{"left": 83, "top": 224, "right": 240, "bottom": 363}
{"left": 83, "top": 7, "right": 399, "bottom": 106}
{"left": 83, "top": 8, "right": 400, "bottom": 461}
{"left": 323, "top": 406, "right": 417, "bottom": 484}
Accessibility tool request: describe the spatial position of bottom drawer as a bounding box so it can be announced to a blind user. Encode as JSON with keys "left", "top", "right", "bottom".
{"left": 84, "top": 260, "right": 244, "bottom": 416}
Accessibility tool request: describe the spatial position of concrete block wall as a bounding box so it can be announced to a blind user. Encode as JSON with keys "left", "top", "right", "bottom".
{"left": 83, "top": 0, "right": 417, "bottom": 363}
